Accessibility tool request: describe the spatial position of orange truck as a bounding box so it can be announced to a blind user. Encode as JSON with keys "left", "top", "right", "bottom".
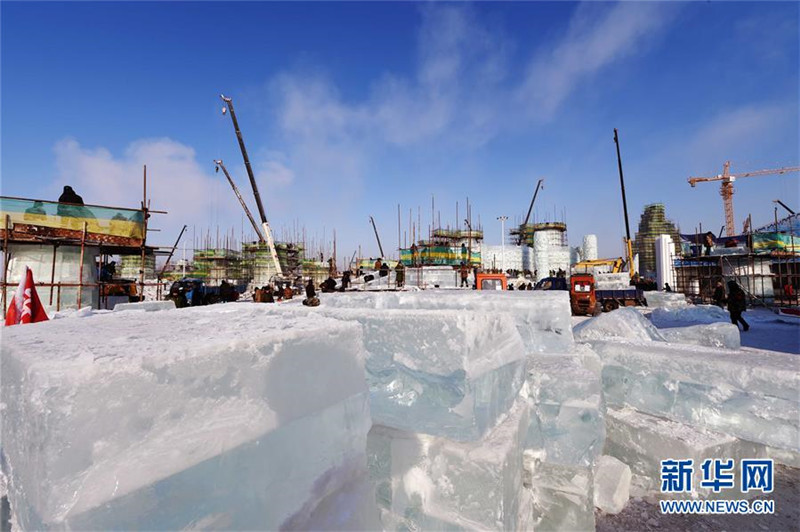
{"left": 570, "top": 272, "right": 646, "bottom": 315}
{"left": 475, "top": 273, "right": 507, "bottom": 291}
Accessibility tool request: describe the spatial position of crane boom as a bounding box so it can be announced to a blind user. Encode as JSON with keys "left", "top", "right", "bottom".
{"left": 214, "top": 160, "right": 264, "bottom": 243}
{"left": 518, "top": 179, "right": 544, "bottom": 245}
{"left": 688, "top": 162, "right": 799, "bottom": 236}
{"left": 220, "top": 94, "right": 283, "bottom": 278}
{"left": 369, "top": 216, "right": 385, "bottom": 258}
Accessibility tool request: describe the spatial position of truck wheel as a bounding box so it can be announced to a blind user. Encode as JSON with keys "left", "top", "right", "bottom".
{"left": 603, "top": 300, "right": 619, "bottom": 312}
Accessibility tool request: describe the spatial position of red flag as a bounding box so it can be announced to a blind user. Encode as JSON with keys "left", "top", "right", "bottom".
{"left": 5, "top": 266, "right": 49, "bottom": 326}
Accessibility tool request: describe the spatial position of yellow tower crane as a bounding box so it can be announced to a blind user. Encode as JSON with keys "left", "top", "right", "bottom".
{"left": 688, "top": 162, "right": 799, "bottom": 237}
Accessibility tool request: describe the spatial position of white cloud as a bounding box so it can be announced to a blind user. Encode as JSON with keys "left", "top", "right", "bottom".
{"left": 51, "top": 137, "right": 240, "bottom": 247}
{"left": 517, "top": 2, "right": 678, "bottom": 120}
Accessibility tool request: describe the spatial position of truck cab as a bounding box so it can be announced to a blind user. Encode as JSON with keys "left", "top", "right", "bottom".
{"left": 570, "top": 273, "right": 597, "bottom": 316}
{"left": 475, "top": 273, "right": 507, "bottom": 291}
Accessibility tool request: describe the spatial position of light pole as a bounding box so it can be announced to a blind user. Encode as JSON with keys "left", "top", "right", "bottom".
{"left": 497, "top": 216, "right": 508, "bottom": 273}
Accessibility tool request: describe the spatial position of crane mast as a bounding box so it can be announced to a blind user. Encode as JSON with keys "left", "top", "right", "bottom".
{"left": 220, "top": 94, "right": 283, "bottom": 278}
{"left": 518, "top": 179, "right": 544, "bottom": 245}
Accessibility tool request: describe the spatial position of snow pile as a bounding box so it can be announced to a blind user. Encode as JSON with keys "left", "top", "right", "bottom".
{"left": 594, "top": 273, "right": 631, "bottom": 291}
{"left": 573, "top": 308, "right": 666, "bottom": 342}
{"left": 594, "top": 340, "right": 800, "bottom": 451}
{"left": 659, "top": 322, "right": 741, "bottom": 350}
{"left": 645, "top": 291, "right": 689, "bottom": 309}
{"left": 605, "top": 407, "right": 766, "bottom": 499}
{"left": 322, "top": 290, "right": 575, "bottom": 353}
{"left": 1, "top": 306, "right": 375, "bottom": 530}
{"left": 593, "top": 455, "right": 631, "bottom": 514}
{"left": 650, "top": 304, "right": 730, "bottom": 327}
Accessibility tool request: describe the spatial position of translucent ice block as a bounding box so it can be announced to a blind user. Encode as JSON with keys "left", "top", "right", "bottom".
{"left": 1, "top": 306, "right": 371, "bottom": 530}
{"left": 593, "top": 455, "right": 631, "bottom": 514}
{"left": 573, "top": 308, "right": 666, "bottom": 342}
{"left": 605, "top": 407, "right": 766, "bottom": 499}
{"left": 270, "top": 305, "right": 528, "bottom": 441}
{"left": 594, "top": 340, "right": 800, "bottom": 451}
{"left": 525, "top": 350, "right": 605, "bottom": 467}
{"left": 526, "top": 456, "right": 595, "bottom": 532}
{"left": 367, "top": 400, "right": 530, "bottom": 531}
{"left": 650, "top": 305, "right": 730, "bottom": 327}
{"left": 321, "top": 290, "right": 575, "bottom": 353}
{"left": 659, "top": 322, "right": 740, "bottom": 350}
{"left": 644, "top": 291, "right": 689, "bottom": 309}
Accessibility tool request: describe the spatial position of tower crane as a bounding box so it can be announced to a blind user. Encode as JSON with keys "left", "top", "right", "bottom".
{"left": 688, "top": 162, "right": 799, "bottom": 237}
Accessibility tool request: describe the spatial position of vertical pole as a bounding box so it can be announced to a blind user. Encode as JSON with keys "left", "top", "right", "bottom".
{"left": 140, "top": 165, "right": 148, "bottom": 300}
{"left": 49, "top": 244, "right": 58, "bottom": 305}
{"left": 77, "top": 221, "right": 87, "bottom": 310}
{"left": 2, "top": 215, "right": 9, "bottom": 317}
{"left": 398, "top": 204, "right": 401, "bottom": 260}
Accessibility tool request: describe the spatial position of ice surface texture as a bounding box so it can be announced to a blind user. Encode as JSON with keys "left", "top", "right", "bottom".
{"left": 659, "top": 323, "right": 741, "bottom": 350}
{"left": 525, "top": 350, "right": 606, "bottom": 467}
{"left": 593, "top": 340, "right": 800, "bottom": 451}
{"left": 267, "top": 305, "right": 528, "bottom": 441}
{"left": 593, "top": 455, "right": 631, "bottom": 514}
{"left": 1, "top": 306, "right": 372, "bottom": 530}
{"left": 605, "top": 407, "right": 766, "bottom": 499}
{"left": 650, "top": 305, "right": 730, "bottom": 327}
{"left": 645, "top": 291, "right": 689, "bottom": 309}
{"left": 321, "top": 290, "right": 575, "bottom": 354}
{"left": 367, "top": 399, "right": 529, "bottom": 531}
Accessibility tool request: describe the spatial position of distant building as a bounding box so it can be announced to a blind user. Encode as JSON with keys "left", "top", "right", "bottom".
{"left": 634, "top": 204, "right": 681, "bottom": 277}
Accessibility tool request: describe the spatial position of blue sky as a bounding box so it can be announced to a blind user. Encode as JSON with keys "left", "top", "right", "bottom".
{"left": 2, "top": 1, "right": 798, "bottom": 261}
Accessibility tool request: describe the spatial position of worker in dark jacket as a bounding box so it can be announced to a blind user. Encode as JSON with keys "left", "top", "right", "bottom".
{"left": 305, "top": 279, "right": 316, "bottom": 299}
{"left": 726, "top": 281, "right": 749, "bottom": 331}
{"left": 379, "top": 262, "right": 390, "bottom": 278}
{"left": 395, "top": 262, "right": 405, "bottom": 288}
{"left": 712, "top": 282, "right": 726, "bottom": 308}
{"left": 340, "top": 270, "right": 351, "bottom": 291}
{"left": 57, "top": 186, "right": 85, "bottom": 217}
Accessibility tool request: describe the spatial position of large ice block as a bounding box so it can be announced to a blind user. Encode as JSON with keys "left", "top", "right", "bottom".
{"left": 593, "top": 455, "right": 631, "bottom": 514}
{"left": 605, "top": 407, "right": 766, "bottom": 499}
{"left": 270, "top": 305, "right": 528, "bottom": 441}
{"left": 659, "top": 322, "right": 740, "bottom": 350}
{"left": 367, "top": 400, "right": 530, "bottom": 530}
{"left": 594, "top": 340, "right": 800, "bottom": 451}
{"left": 525, "top": 456, "right": 595, "bottom": 532}
{"left": 644, "top": 291, "right": 689, "bottom": 309}
{"left": 650, "top": 304, "right": 730, "bottom": 327}
{"left": 112, "top": 300, "right": 176, "bottom": 312}
{"left": 321, "top": 290, "right": 575, "bottom": 353}
{"left": 1, "top": 305, "right": 371, "bottom": 530}
{"left": 573, "top": 308, "right": 666, "bottom": 342}
{"left": 525, "top": 349, "right": 605, "bottom": 467}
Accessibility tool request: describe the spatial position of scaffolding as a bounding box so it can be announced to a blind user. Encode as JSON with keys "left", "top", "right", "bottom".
{"left": 634, "top": 204, "right": 682, "bottom": 278}
{"left": 673, "top": 228, "right": 799, "bottom": 307}
{"left": 192, "top": 248, "right": 246, "bottom": 287}
{"left": 1, "top": 193, "right": 162, "bottom": 314}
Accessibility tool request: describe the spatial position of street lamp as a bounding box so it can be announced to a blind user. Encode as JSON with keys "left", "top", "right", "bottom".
{"left": 497, "top": 216, "right": 508, "bottom": 273}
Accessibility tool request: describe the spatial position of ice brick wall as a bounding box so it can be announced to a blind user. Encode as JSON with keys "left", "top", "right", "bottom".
{"left": 1, "top": 306, "right": 375, "bottom": 530}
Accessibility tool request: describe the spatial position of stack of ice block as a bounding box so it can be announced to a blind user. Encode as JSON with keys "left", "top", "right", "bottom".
{"left": 593, "top": 339, "right": 800, "bottom": 452}
{"left": 523, "top": 345, "right": 605, "bottom": 530}
{"left": 594, "top": 273, "right": 631, "bottom": 291}
{"left": 1, "top": 306, "right": 377, "bottom": 530}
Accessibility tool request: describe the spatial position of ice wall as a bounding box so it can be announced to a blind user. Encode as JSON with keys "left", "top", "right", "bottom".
{"left": 1, "top": 306, "right": 375, "bottom": 530}
{"left": 659, "top": 323, "right": 741, "bottom": 350}
{"left": 645, "top": 291, "right": 689, "bottom": 309}
{"left": 650, "top": 305, "right": 730, "bottom": 327}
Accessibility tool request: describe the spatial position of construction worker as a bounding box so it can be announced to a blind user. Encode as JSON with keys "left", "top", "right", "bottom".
{"left": 395, "top": 262, "right": 405, "bottom": 288}
{"left": 340, "top": 270, "right": 351, "bottom": 291}
{"left": 459, "top": 262, "right": 470, "bottom": 288}
{"left": 283, "top": 283, "right": 294, "bottom": 300}
{"left": 374, "top": 258, "right": 382, "bottom": 271}
{"left": 411, "top": 244, "right": 419, "bottom": 267}
{"left": 664, "top": 282, "right": 673, "bottom": 292}
{"left": 726, "top": 281, "right": 749, "bottom": 332}
{"left": 703, "top": 232, "right": 715, "bottom": 256}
